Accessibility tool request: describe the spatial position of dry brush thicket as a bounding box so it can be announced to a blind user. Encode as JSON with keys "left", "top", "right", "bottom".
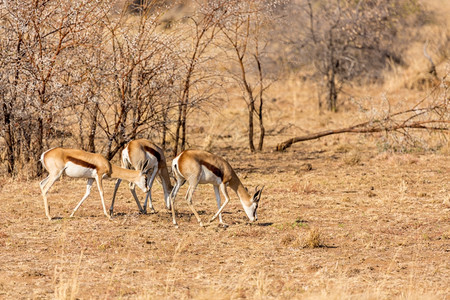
{"left": 2, "top": 0, "right": 448, "bottom": 176}
{"left": 0, "top": 0, "right": 281, "bottom": 176}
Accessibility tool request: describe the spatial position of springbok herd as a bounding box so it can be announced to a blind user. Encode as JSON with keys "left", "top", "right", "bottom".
{"left": 39, "top": 139, "right": 263, "bottom": 227}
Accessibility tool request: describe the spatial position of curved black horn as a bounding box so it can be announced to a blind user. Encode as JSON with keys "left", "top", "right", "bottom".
{"left": 255, "top": 185, "right": 264, "bottom": 201}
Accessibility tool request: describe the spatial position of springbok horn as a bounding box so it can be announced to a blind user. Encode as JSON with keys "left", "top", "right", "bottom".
{"left": 258, "top": 185, "right": 265, "bottom": 198}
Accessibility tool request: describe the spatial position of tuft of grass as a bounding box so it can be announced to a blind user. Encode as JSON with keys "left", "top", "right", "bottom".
{"left": 302, "top": 181, "right": 318, "bottom": 194}
{"left": 335, "top": 144, "right": 352, "bottom": 154}
{"left": 303, "top": 228, "right": 326, "bottom": 249}
{"left": 280, "top": 234, "right": 296, "bottom": 246}
{"left": 343, "top": 151, "right": 362, "bottom": 166}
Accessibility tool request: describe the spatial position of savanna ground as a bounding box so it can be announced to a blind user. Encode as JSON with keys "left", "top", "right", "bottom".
{"left": 0, "top": 81, "right": 449, "bottom": 299}
{"left": 1, "top": 0, "right": 450, "bottom": 297}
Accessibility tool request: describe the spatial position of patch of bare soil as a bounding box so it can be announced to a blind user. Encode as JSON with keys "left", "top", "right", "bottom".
{"left": 0, "top": 139, "right": 449, "bottom": 299}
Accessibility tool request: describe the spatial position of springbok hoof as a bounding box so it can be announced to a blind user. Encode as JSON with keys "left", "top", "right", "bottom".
{"left": 219, "top": 223, "right": 229, "bottom": 228}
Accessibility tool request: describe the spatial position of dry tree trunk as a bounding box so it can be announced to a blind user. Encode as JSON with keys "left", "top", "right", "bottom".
{"left": 87, "top": 103, "right": 99, "bottom": 153}
{"left": 255, "top": 53, "right": 265, "bottom": 151}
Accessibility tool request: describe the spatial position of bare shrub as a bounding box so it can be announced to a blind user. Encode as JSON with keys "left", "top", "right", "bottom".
{"left": 171, "top": 0, "right": 233, "bottom": 156}
{"left": 0, "top": 0, "right": 112, "bottom": 175}
{"left": 92, "top": 2, "right": 178, "bottom": 159}
{"left": 358, "top": 77, "right": 449, "bottom": 153}
{"left": 218, "top": 0, "right": 276, "bottom": 151}
{"left": 0, "top": 0, "right": 181, "bottom": 174}
{"left": 277, "top": 0, "right": 426, "bottom": 111}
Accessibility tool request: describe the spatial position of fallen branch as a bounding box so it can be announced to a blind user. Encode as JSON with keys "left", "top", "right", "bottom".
{"left": 276, "top": 120, "right": 449, "bottom": 151}
{"left": 277, "top": 81, "right": 449, "bottom": 151}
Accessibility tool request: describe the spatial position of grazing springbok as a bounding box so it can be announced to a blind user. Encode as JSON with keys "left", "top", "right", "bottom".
{"left": 110, "top": 139, "right": 173, "bottom": 216}
{"left": 169, "top": 149, "right": 263, "bottom": 227}
{"left": 39, "top": 147, "right": 149, "bottom": 220}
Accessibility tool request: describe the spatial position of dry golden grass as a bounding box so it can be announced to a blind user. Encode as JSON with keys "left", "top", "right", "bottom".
{"left": 0, "top": 1, "right": 449, "bottom": 299}
{"left": 0, "top": 135, "right": 449, "bottom": 298}
{"left": 1, "top": 68, "right": 449, "bottom": 299}
{"left": 302, "top": 228, "right": 325, "bottom": 249}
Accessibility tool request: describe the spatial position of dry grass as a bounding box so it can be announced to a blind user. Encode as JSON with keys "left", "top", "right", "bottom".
{"left": 0, "top": 1, "right": 449, "bottom": 299}
{"left": 302, "top": 228, "right": 325, "bottom": 249}
{"left": 1, "top": 83, "right": 449, "bottom": 298}
{"left": 0, "top": 139, "right": 449, "bottom": 299}
{"left": 1, "top": 75, "right": 449, "bottom": 300}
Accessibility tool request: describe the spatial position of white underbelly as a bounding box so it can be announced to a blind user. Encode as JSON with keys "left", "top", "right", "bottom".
{"left": 145, "top": 154, "right": 158, "bottom": 167}
{"left": 65, "top": 162, "right": 97, "bottom": 178}
{"left": 199, "top": 166, "right": 222, "bottom": 185}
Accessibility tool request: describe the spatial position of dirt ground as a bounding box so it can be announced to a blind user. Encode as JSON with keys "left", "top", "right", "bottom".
{"left": 1, "top": 0, "right": 450, "bottom": 296}
{"left": 0, "top": 134, "right": 448, "bottom": 299}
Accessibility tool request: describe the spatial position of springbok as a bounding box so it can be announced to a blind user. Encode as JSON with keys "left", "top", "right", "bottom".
{"left": 110, "top": 139, "right": 173, "bottom": 216}
{"left": 169, "top": 149, "right": 263, "bottom": 227}
{"left": 39, "top": 147, "right": 149, "bottom": 220}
